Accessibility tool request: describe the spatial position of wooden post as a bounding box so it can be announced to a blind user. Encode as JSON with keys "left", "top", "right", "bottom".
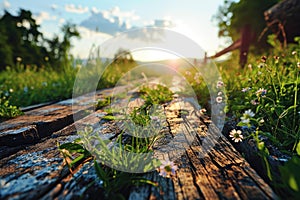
{"left": 239, "top": 24, "right": 252, "bottom": 68}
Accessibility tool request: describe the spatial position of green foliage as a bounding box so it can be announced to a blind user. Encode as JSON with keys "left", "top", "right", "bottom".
{"left": 214, "top": 0, "right": 279, "bottom": 48}
{"left": 59, "top": 140, "right": 92, "bottom": 168}
{"left": 0, "top": 9, "right": 80, "bottom": 71}
{"left": 0, "top": 48, "right": 140, "bottom": 119}
{"left": 224, "top": 43, "right": 300, "bottom": 152}
{"left": 221, "top": 36, "right": 300, "bottom": 199}
{"left": 139, "top": 84, "right": 173, "bottom": 106}
{"left": 0, "top": 90, "right": 23, "bottom": 121}
{"left": 297, "top": 141, "right": 300, "bottom": 156}
{"left": 277, "top": 141, "right": 300, "bottom": 199}
{"left": 130, "top": 107, "right": 151, "bottom": 127}
{"left": 96, "top": 97, "right": 111, "bottom": 110}
{"left": 79, "top": 123, "right": 161, "bottom": 172}
{"left": 93, "top": 160, "right": 158, "bottom": 200}
{"left": 279, "top": 156, "right": 300, "bottom": 199}
{"left": 0, "top": 65, "right": 78, "bottom": 107}
{"left": 128, "top": 84, "right": 173, "bottom": 127}
{"left": 59, "top": 125, "right": 159, "bottom": 199}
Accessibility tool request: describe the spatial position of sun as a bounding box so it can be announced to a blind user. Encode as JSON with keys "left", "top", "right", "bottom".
{"left": 132, "top": 49, "right": 179, "bottom": 62}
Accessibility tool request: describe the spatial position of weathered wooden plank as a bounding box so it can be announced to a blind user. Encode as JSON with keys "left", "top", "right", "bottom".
{"left": 0, "top": 109, "right": 111, "bottom": 199}
{"left": 0, "top": 86, "right": 278, "bottom": 200}
{"left": 0, "top": 86, "right": 125, "bottom": 147}
{"left": 129, "top": 99, "right": 278, "bottom": 200}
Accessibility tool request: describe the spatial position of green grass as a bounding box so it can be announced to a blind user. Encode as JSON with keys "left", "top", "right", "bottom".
{"left": 222, "top": 43, "right": 300, "bottom": 153}
{"left": 0, "top": 93, "right": 23, "bottom": 120}
{"left": 218, "top": 37, "right": 300, "bottom": 198}
{"left": 59, "top": 82, "right": 174, "bottom": 199}
{"left": 0, "top": 58, "right": 138, "bottom": 121}
{"left": 0, "top": 65, "right": 78, "bottom": 108}
{"left": 139, "top": 84, "right": 174, "bottom": 106}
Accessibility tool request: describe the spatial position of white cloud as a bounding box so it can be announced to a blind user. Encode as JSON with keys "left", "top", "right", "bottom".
{"left": 76, "top": 7, "right": 181, "bottom": 59}
{"left": 65, "top": 4, "right": 88, "bottom": 14}
{"left": 80, "top": 6, "right": 142, "bottom": 35}
{"left": 71, "top": 26, "right": 112, "bottom": 59}
{"left": 59, "top": 18, "right": 65, "bottom": 25}
{"left": 91, "top": 6, "right": 100, "bottom": 14}
{"left": 80, "top": 12, "right": 126, "bottom": 35}
{"left": 108, "top": 6, "right": 140, "bottom": 25}
{"left": 51, "top": 4, "right": 58, "bottom": 10}
{"left": 3, "top": 0, "right": 10, "bottom": 8}
{"left": 34, "top": 11, "right": 57, "bottom": 25}
{"left": 153, "top": 19, "right": 175, "bottom": 28}
{"left": 89, "top": 6, "right": 140, "bottom": 27}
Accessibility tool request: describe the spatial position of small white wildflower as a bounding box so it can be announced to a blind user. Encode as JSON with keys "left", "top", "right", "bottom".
{"left": 244, "top": 109, "right": 255, "bottom": 118}
{"left": 241, "top": 118, "right": 250, "bottom": 124}
{"left": 297, "top": 62, "right": 300, "bottom": 68}
{"left": 216, "top": 81, "right": 224, "bottom": 88}
{"left": 292, "top": 51, "right": 297, "bottom": 55}
{"left": 240, "top": 109, "right": 255, "bottom": 124}
{"left": 157, "top": 160, "right": 178, "bottom": 178}
{"left": 229, "top": 129, "right": 243, "bottom": 143}
{"left": 16, "top": 57, "right": 22, "bottom": 62}
{"left": 256, "top": 88, "right": 267, "bottom": 97}
{"left": 185, "top": 71, "right": 192, "bottom": 76}
{"left": 150, "top": 116, "right": 159, "bottom": 121}
{"left": 241, "top": 87, "right": 251, "bottom": 92}
{"left": 199, "top": 108, "right": 206, "bottom": 114}
{"left": 216, "top": 96, "right": 223, "bottom": 103}
{"left": 251, "top": 99, "right": 259, "bottom": 105}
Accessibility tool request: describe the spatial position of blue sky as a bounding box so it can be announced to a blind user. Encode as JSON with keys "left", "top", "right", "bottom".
{"left": 1, "top": 0, "right": 227, "bottom": 60}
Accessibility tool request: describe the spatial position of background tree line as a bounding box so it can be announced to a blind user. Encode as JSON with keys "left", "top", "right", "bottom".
{"left": 0, "top": 9, "right": 80, "bottom": 71}
{"left": 214, "top": 0, "right": 280, "bottom": 51}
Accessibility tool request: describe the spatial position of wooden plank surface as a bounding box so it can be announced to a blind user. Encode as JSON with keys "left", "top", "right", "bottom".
{"left": 0, "top": 87, "right": 278, "bottom": 199}
{"left": 129, "top": 100, "right": 278, "bottom": 200}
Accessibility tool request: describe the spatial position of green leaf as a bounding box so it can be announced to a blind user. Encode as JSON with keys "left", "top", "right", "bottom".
{"left": 279, "top": 156, "right": 300, "bottom": 193}
{"left": 70, "top": 154, "right": 86, "bottom": 167}
{"left": 296, "top": 142, "right": 300, "bottom": 156}
{"left": 102, "top": 115, "right": 116, "bottom": 121}
{"left": 289, "top": 176, "right": 299, "bottom": 192}
{"left": 94, "top": 160, "right": 108, "bottom": 182}
{"left": 59, "top": 142, "right": 85, "bottom": 152}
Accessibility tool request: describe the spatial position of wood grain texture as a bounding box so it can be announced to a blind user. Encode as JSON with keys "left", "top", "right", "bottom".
{"left": 129, "top": 100, "right": 278, "bottom": 200}
{"left": 0, "top": 89, "right": 278, "bottom": 199}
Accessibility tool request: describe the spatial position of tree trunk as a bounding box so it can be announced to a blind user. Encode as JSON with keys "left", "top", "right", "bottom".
{"left": 264, "top": 0, "right": 300, "bottom": 43}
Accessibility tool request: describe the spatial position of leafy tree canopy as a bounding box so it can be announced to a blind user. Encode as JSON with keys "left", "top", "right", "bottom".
{"left": 214, "top": 0, "right": 280, "bottom": 48}
{"left": 0, "top": 9, "right": 80, "bottom": 71}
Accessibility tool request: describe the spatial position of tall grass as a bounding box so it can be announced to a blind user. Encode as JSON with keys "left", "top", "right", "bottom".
{"left": 0, "top": 65, "right": 78, "bottom": 107}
